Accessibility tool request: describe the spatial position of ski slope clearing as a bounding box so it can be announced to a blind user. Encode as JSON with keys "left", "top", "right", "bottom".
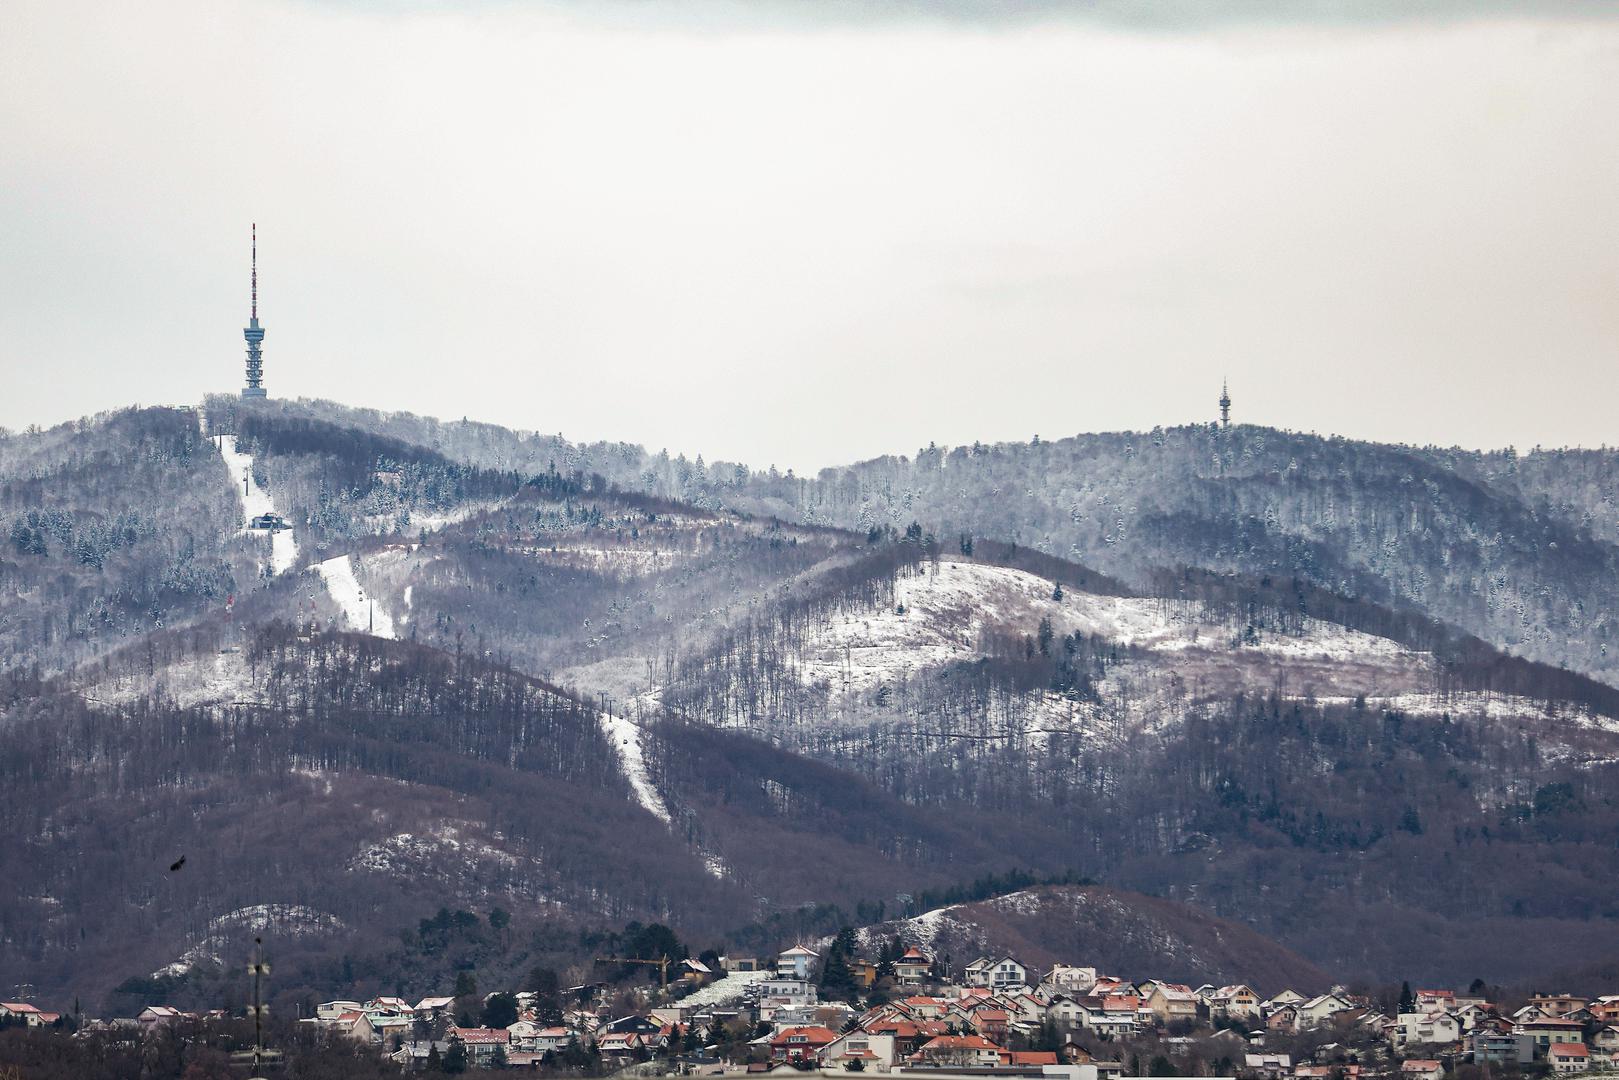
{"left": 598, "top": 711, "right": 672, "bottom": 827}
{"left": 216, "top": 433, "right": 298, "bottom": 574}
{"left": 316, "top": 554, "right": 396, "bottom": 638}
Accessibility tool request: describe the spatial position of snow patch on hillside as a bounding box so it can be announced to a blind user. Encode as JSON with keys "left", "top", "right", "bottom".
{"left": 316, "top": 554, "right": 396, "bottom": 638}
{"left": 526, "top": 546, "right": 685, "bottom": 575}
{"left": 599, "top": 712, "right": 673, "bottom": 827}
{"left": 362, "top": 500, "right": 502, "bottom": 536}
{"left": 679, "top": 969, "right": 773, "bottom": 1008}
{"left": 349, "top": 824, "right": 541, "bottom": 889}
{"left": 216, "top": 434, "right": 297, "bottom": 574}
{"left": 86, "top": 647, "right": 259, "bottom": 709}
{"left": 987, "top": 889, "right": 1047, "bottom": 917}
{"left": 802, "top": 561, "right": 1424, "bottom": 709}
{"left": 852, "top": 904, "right": 974, "bottom": 953}
{"left": 151, "top": 904, "right": 344, "bottom": 978}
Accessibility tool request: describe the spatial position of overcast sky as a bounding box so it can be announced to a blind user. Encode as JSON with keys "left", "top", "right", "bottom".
{"left": 3, "top": 2, "right": 1617, "bottom": 469}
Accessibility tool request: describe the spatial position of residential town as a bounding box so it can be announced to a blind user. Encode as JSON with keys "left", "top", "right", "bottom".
{"left": 8, "top": 943, "right": 1619, "bottom": 1078}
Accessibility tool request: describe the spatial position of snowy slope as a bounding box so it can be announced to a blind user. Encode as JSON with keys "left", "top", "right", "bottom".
{"left": 599, "top": 712, "right": 671, "bottom": 826}
{"left": 216, "top": 433, "right": 298, "bottom": 574}
{"left": 802, "top": 561, "right": 1422, "bottom": 699}
{"left": 315, "top": 554, "right": 396, "bottom": 638}
{"left": 85, "top": 648, "right": 259, "bottom": 709}
{"left": 678, "top": 968, "right": 773, "bottom": 1008}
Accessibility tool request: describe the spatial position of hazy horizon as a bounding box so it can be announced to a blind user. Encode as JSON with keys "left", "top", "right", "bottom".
{"left": 4, "top": 1, "right": 1618, "bottom": 471}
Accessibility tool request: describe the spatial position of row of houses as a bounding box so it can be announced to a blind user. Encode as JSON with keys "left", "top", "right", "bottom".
{"left": 20, "top": 943, "right": 1619, "bottom": 1076}
{"left": 1384, "top": 988, "right": 1619, "bottom": 1073}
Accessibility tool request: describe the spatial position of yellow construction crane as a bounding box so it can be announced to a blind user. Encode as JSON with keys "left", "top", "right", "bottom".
{"left": 594, "top": 954, "right": 673, "bottom": 989}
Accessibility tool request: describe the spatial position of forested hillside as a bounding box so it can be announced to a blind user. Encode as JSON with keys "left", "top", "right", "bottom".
{"left": 5, "top": 398, "right": 1619, "bottom": 1009}
{"left": 0, "top": 407, "right": 247, "bottom": 675}
{"left": 253, "top": 400, "right": 1619, "bottom": 685}
{"left": 713, "top": 425, "right": 1619, "bottom": 686}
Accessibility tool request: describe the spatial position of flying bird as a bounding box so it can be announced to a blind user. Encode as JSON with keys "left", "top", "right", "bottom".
{"left": 169, "top": 855, "right": 186, "bottom": 872}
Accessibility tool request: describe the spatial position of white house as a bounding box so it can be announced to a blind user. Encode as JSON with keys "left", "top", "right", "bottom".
{"left": 1549, "top": 1044, "right": 1591, "bottom": 1074}
{"left": 1043, "top": 967, "right": 1099, "bottom": 995}
{"left": 777, "top": 946, "right": 818, "bottom": 980}
{"left": 317, "top": 1000, "right": 364, "bottom": 1022}
{"left": 1210, "top": 986, "right": 1262, "bottom": 1022}
{"left": 1262, "top": 990, "right": 1307, "bottom": 1014}
{"left": 1401, "top": 1061, "right": 1444, "bottom": 1080}
{"left": 1297, "top": 993, "right": 1356, "bottom": 1029}
{"left": 819, "top": 1031, "right": 899, "bottom": 1071}
{"left": 1393, "top": 1011, "right": 1462, "bottom": 1051}
{"left": 965, "top": 956, "right": 1028, "bottom": 990}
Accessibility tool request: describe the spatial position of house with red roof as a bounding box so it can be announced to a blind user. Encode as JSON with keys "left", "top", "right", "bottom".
{"left": 1518, "top": 1016, "right": 1585, "bottom": 1059}
{"left": 1549, "top": 1043, "right": 1590, "bottom": 1073}
{"left": 769, "top": 1025, "right": 838, "bottom": 1062}
{"left": 1401, "top": 1061, "right": 1444, "bottom": 1080}
{"left": 914, "top": 1034, "right": 1005, "bottom": 1068}
{"left": 1004, "top": 1050, "right": 1060, "bottom": 1066}
{"left": 447, "top": 1026, "right": 509, "bottom": 1067}
{"left": 0, "top": 1003, "right": 44, "bottom": 1027}
{"left": 895, "top": 946, "right": 932, "bottom": 986}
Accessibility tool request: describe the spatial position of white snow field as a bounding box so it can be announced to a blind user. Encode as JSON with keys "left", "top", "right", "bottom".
{"left": 315, "top": 554, "right": 397, "bottom": 638}
{"left": 216, "top": 433, "right": 298, "bottom": 574}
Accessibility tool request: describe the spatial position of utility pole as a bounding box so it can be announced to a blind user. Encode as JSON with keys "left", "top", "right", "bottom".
{"left": 248, "top": 937, "right": 270, "bottom": 1078}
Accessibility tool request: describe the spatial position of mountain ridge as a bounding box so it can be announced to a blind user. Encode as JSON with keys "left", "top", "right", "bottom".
{"left": 4, "top": 398, "right": 1619, "bottom": 1007}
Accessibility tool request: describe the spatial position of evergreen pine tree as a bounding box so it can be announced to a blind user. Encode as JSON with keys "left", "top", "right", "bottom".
{"left": 443, "top": 1035, "right": 469, "bottom": 1074}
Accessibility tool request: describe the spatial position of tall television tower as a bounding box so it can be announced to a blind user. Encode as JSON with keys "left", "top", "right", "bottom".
{"left": 1219, "top": 378, "right": 1231, "bottom": 427}
{"left": 242, "top": 223, "right": 267, "bottom": 399}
